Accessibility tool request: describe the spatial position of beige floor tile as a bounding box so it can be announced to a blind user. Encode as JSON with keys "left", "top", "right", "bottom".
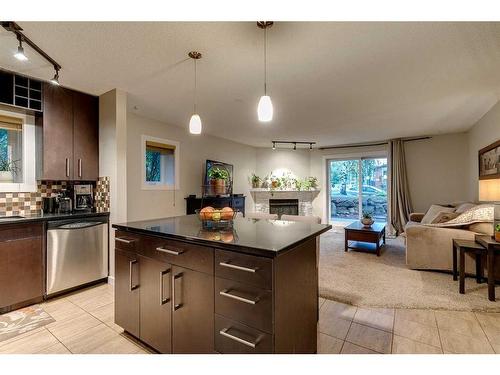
{"left": 318, "top": 312, "right": 352, "bottom": 340}
{"left": 60, "top": 324, "right": 118, "bottom": 354}
{"left": 0, "top": 327, "right": 46, "bottom": 348}
{"left": 88, "top": 334, "right": 147, "bottom": 354}
{"left": 321, "top": 300, "right": 357, "bottom": 321}
{"left": 0, "top": 329, "right": 59, "bottom": 354}
{"left": 393, "top": 317, "right": 441, "bottom": 347}
{"left": 317, "top": 333, "right": 343, "bottom": 354}
{"left": 475, "top": 312, "right": 500, "bottom": 346}
{"left": 435, "top": 311, "right": 486, "bottom": 340}
{"left": 354, "top": 307, "right": 394, "bottom": 332}
{"left": 439, "top": 329, "right": 494, "bottom": 354}
{"left": 36, "top": 342, "right": 71, "bottom": 354}
{"left": 47, "top": 312, "right": 101, "bottom": 342}
{"left": 392, "top": 335, "right": 442, "bottom": 354}
{"left": 395, "top": 309, "right": 436, "bottom": 327}
{"left": 43, "top": 298, "right": 88, "bottom": 324}
{"left": 68, "top": 290, "right": 114, "bottom": 312}
{"left": 340, "top": 341, "right": 378, "bottom": 354}
{"left": 87, "top": 302, "right": 124, "bottom": 333}
{"left": 319, "top": 298, "right": 326, "bottom": 309}
{"left": 492, "top": 343, "right": 500, "bottom": 354}
{"left": 346, "top": 322, "right": 392, "bottom": 354}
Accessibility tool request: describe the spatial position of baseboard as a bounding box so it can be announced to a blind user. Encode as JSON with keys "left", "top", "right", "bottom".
{"left": 107, "top": 276, "right": 115, "bottom": 285}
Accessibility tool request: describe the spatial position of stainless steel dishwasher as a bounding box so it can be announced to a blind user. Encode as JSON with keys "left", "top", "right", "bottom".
{"left": 46, "top": 217, "right": 108, "bottom": 296}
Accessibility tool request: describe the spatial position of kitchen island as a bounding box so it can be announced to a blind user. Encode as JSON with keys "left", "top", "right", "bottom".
{"left": 112, "top": 215, "right": 331, "bottom": 354}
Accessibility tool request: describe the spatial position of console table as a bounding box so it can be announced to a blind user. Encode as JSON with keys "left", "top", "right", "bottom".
{"left": 185, "top": 195, "right": 246, "bottom": 216}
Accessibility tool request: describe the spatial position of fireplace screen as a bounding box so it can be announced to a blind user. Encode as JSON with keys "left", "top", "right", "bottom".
{"left": 269, "top": 199, "right": 299, "bottom": 218}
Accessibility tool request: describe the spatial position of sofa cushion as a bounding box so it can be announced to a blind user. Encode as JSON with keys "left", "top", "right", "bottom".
{"left": 421, "top": 205, "right": 455, "bottom": 224}
{"left": 455, "top": 202, "right": 476, "bottom": 214}
{"left": 431, "top": 211, "right": 461, "bottom": 224}
{"left": 469, "top": 222, "right": 494, "bottom": 235}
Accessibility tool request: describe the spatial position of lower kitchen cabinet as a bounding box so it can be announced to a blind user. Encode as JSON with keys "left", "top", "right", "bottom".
{"left": 0, "top": 223, "right": 44, "bottom": 313}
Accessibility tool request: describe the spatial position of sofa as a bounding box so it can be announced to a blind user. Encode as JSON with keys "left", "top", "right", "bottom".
{"left": 403, "top": 203, "right": 494, "bottom": 275}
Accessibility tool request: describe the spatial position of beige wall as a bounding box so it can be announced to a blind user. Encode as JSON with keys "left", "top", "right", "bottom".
{"left": 126, "top": 112, "right": 257, "bottom": 222}
{"left": 467, "top": 100, "right": 500, "bottom": 202}
{"left": 404, "top": 133, "right": 470, "bottom": 212}
{"left": 255, "top": 148, "right": 311, "bottom": 180}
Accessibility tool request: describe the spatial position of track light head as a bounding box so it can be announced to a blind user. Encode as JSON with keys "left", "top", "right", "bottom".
{"left": 272, "top": 142, "right": 276, "bottom": 150}
{"left": 310, "top": 143, "right": 313, "bottom": 150}
{"left": 293, "top": 143, "right": 297, "bottom": 150}
{"left": 14, "top": 38, "right": 27, "bottom": 61}
{"left": 50, "top": 68, "right": 60, "bottom": 85}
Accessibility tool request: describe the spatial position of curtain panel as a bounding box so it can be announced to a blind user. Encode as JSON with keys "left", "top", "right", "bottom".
{"left": 389, "top": 139, "right": 413, "bottom": 234}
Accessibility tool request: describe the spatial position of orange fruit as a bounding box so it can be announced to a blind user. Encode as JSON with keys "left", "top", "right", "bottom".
{"left": 200, "top": 206, "right": 214, "bottom": 220}
{"left": 220, "top": 207, "right": 234, "bottom": 220}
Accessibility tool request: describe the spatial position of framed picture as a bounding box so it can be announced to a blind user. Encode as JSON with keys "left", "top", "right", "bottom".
{"left": 478, "top": 139, "right": 500, "bottom": 180}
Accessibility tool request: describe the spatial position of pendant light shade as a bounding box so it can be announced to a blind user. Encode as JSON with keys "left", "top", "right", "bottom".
{"left": 188, "top": 51, "right": 203, "bottom": 134}
{"left": 258, "top": 95, "right": 273, "bottom": 122}
{"left": 189, "top": 114, "right": 202, "bottom": 134}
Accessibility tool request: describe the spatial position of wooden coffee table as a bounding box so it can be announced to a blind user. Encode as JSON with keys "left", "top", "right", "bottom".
{"left": 344, "top": 221, "right": 386, "bottom": 256}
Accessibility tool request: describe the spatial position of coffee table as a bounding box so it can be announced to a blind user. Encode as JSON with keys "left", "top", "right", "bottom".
{"left": 344, "top": 221, "right": 386, "bottom": 256}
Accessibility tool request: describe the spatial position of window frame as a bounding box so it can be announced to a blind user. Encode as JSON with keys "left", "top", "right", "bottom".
{"left": 141, "top": 135, "right": 180, "bottom": 191}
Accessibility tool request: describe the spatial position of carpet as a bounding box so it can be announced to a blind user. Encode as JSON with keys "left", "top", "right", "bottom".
{"left": 319, "top": 227, "right": 500, "bottom": 312}
{"left": 0, "top": 305, "right": 54, "bottom": 342}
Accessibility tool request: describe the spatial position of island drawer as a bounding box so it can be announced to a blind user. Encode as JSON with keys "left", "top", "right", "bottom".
{"left": 115, "top": 231, "right": 141, "bottom": 252}
{"left": 215, "top": 277, "right": 273, "bottom": 333}
{"left": 214, "top": 314, "right": 272, "bottom": 354}
{"left": 215, "top": 249, "right": 272, "bottom": 289}
{"left": 146, "top": 237, "right": 214, "bottom": 275}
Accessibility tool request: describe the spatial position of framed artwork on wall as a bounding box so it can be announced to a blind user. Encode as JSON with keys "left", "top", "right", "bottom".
{"left": 479, "top": 139, "right": 500, "bottom": 180}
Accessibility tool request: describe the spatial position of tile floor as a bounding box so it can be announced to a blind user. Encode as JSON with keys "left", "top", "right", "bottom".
{"left": 2, "top": 284, "right": 500, "bottom": 354}
{"left": 318, "top": 297, "right": 500, "bottom": 354}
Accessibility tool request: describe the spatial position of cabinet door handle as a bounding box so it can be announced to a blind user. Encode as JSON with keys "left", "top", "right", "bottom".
{"left": 78, "top": 158, "right": 82, "bottom": 178}
{"left": 156, "top": 247, "right": 183, "bottom": 256}
{"left": 160, "top": 269, "right": 171, "bottom": 305}
{"left": 219, "top": 328, "right": 257, "bottom": 348}
{"left": 172, "top": 273, "right": 183, "bottom": 311}
{"left": 219, "top": 261, "right": 257, "bottom": 273}
{"left": 116, "top": 237, "right": 135, "bottom": 244}
{"left": 219, "top": 289, "right": 259, "bottom": 305}
{"left": 65, "top": 158, "right": 70, "bottom": 177}
{"left": 129, "top": 259, "right": 139, "bottom": 291}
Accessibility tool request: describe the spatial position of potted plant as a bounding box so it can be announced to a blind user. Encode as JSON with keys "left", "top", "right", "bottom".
{"left": 495, "top": 223, "right": 500, "bottom": 242}
{"left": 208, "top": 167, "right": 229, "bottom": 195}
{"left": 361, "top": 211, "right": 374, "bottom": 227}
{"left": 250, "top": 173, "right": 261, "bottom": 189}
{"left": 0, "top": 157, "right": 20, "bottom": 183}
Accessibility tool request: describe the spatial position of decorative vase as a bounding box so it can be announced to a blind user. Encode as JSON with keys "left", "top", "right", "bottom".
{"left": 252, "top": 181, "right": 260, "bottom": 189}
{"left": 0, "top": 171, "right": 14, "bottom": 183}
{"left": 212, "top": 179, "right": 226, "bottom": 195}
{"left": 495, "top": 231, "right": 500, "bottom": 242}
{"left": 361, "top": 218, "right": 374, "bottom": 227}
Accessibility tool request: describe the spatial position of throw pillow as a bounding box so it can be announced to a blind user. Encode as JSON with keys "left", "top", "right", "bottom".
{"left": 455, "top": 202, "right": 476, "bottom": 214}
{"left": 431, "top": 211, "right": 461, "bottom": 224}
{"left": 421, "top": 204, "right": 455, "bottom": 224}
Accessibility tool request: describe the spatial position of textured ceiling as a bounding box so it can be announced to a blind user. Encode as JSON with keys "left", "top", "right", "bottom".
{"left": 1, "top": 22, "right": 499, "bottom": 147}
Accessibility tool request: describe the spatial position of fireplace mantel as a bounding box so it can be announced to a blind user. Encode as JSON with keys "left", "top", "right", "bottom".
{"left": 250, "top": 189, "right": 320, "bottom": 216}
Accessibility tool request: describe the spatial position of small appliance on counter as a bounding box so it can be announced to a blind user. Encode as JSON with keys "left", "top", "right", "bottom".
{"left": 57, "top": 189, "right": 72, "bottom": 214}
{"left": 42, "top": 196, "right": 58, "bottom": 214}
{"left": 74, "top": 184, "right": 94, "bottom": 212}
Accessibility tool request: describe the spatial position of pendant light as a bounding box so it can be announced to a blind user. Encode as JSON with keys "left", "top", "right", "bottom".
{"left": 188, "top": 51, "right": 202, "bottom": 134}
{"left": 49, "top": 66, "right": 60, "bottom": 85}
{"left": 14, "top": 36, "right": 28, "bottom": 61}
{"left": 257, "top": 21, "right": 274, "bottom": 122}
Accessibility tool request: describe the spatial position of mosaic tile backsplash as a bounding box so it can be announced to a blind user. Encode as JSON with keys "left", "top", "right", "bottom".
{"left": 0, "top": 176, "right": 110, "bottom": 216}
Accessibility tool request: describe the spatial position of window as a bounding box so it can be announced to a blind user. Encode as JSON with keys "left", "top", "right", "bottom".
{"left": 141, "top": 135, "right": 179, "bottom": 190}
{"left": 0, "top": 115, "right": 23, "bottom": 184}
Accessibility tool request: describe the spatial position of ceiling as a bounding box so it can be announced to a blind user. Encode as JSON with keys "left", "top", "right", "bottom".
{"left": 1, "top": 22, "right": 499, "bottom": 147}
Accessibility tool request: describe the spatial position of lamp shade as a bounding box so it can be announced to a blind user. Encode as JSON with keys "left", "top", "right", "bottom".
{"left": 189, "top": 114, "right": 202, "bottom": 134}
{"left": 479, "top": 179, "right": 500, "bottom": 202}
{"left": 257, "top": 95, "right": 273, "bottom": 122}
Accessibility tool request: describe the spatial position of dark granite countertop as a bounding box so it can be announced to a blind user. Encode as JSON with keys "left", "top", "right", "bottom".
{"left": 113, "top": 215, "right": 331, "bottom": 256}
{"left": 0, "top": 211, "right": 110, "bottom": 225}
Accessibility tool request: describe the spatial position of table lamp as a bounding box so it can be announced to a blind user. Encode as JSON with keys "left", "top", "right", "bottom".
{"left": 479, "top": 179, "right": 500, "bottom": 241}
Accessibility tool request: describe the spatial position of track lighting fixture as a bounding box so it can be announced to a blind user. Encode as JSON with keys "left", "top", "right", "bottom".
{"left": 49, "top": 67, "right": 60, "bottom": 85}
{"left": 257, "top": 21, "right": 274, "bottom": 122}
{"left": 188, "top": 51, "right": 202, "bottom": 135}
{"left": 271, "top": 141, "right": 316, "bottom": 150}
{"left": 14, "top": 36, "right": 27, "bottom": 61}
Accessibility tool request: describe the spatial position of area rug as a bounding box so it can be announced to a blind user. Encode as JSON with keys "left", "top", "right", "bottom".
{"left": 319, "top": 227, "right": 500, "bottom": 312}
{"left": 0, "top": 305, "right": 55, "bottom": 342}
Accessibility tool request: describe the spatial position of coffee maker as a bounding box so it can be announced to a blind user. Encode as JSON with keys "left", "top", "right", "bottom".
{"left": 74, "top": 184, "right": 94, "bottom": 212}
{"left": 57, "top": 189, "right": 72, "bottom": 214}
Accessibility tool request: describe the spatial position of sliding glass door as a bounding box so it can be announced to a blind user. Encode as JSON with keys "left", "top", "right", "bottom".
{"left": 329, "top": 157, "right": 388, "bottom": 223}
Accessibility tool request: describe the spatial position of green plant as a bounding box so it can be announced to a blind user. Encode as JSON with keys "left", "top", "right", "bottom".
{"left": 208, "top": 167, "right": 229, "bottom": 181}
{"left": 495, "top": 223, "right": 500, "bottom": 232}
{"left": 362, "top": 211, "right": 373, "bottom": 219}
{"left": 0, "top": 157, "right": 20, "bottom": 175}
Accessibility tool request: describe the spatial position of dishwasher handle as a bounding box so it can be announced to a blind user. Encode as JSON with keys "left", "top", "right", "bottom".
{"left": 49, "top": 222, "right": 107, "bottom": 230}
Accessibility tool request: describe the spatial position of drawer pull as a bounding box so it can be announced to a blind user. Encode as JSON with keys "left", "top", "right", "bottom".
{"left": 219, "top": 261, "right": 257, "bottom": 273}
{"left": 219, "top": 328, "right": 257, "bottom": 348}
{"left": 156, "top": 247, "right": 183, "bottom": 256}
{"left": 116, "top": 237, "right": 135, "bottom": 244}
{"left": 219, "top": 289, "right": 259, "bottom": 305}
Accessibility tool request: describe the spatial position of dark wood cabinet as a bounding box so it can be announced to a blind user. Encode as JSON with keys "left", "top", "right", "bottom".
{"left": 139, "top": 255, "right": 172, "bottom": 353}
{"left": 0, "top": 223, "right": 44, "bottom": 313}
{"left": 37, "top": 83, "right": 99, "bottom": 180}
{"left": 41, "top": 84, "right": 74, "bottom": 180}
{"left": 171, "top": 266, "right": 214, "bottom": 354}
{"left": 114, "top": 249, "right": 140, "bottom": 338}
{"left": 73, "top": 91, "right": 99, "bottom": 180}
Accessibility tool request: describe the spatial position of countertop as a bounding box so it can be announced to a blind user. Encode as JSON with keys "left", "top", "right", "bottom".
{"left": 0, "top": 211, "right": 110, "bottom": 225}
{"left": 113, "top": 214, "right": 331, "bottom": 256}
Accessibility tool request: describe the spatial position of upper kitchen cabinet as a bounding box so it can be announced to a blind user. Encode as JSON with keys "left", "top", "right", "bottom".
{"left": 0, "top": 70, "right": 43, "bottom": 112}
{"left": 37, "top": 82, "right": 99, "bottom": 180}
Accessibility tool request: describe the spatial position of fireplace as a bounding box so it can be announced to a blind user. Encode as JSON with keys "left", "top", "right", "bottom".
{"left": 269, "top": 199, "right": 299, "bottom": 218}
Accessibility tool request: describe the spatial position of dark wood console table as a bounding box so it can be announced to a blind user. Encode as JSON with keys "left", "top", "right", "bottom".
{"left": 185, "top": 195, "right": 245, "bottom": 216}
{"left": 475, "top": 235, "right": 500, "bottom": 302}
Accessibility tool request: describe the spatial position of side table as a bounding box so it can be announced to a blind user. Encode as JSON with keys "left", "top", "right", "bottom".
{"left": 452, "top": 239, "right": 486, "bottom": 295}
{"left": 475, "top": 235, "right": 500, "bottom": 302}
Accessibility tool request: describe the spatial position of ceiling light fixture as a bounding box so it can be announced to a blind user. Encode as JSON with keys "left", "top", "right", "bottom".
{"left": 272, "top": 141, "right": 276, "bottom": 150}
{"left": 49, "top": 67, "right": 60, "bottom": 85}
{"left": 257, "top": 21, "right": 274, "bottom": 122}
{"left": 14, "top": 35, "right": 27, "bottom": 61}
{"left": 188, "top": 51, "right": 202, "bottom": 135}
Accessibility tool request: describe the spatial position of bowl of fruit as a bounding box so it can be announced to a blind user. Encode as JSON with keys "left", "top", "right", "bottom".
{"left": 195, "top": 206, "right": 238, "bottom": 229}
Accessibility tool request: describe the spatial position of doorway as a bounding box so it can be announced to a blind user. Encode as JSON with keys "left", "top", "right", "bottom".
{"left": 328, "top": 157, "right": 388, "bottom": 224}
